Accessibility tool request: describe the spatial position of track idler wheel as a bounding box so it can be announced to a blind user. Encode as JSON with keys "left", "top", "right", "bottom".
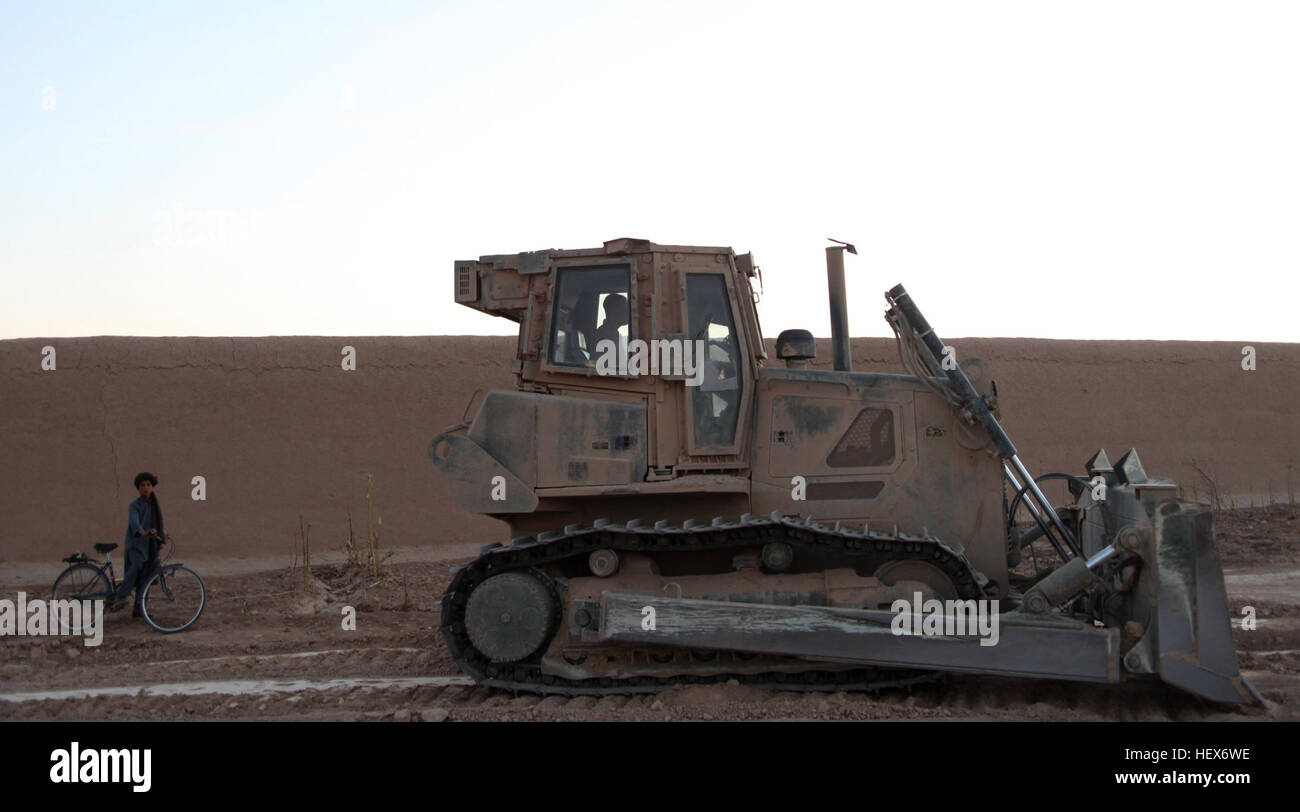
{"left": 464, "top": 571, "right": 557, "bottom": 663}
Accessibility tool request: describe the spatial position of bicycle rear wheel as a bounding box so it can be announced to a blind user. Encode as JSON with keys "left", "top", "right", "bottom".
{"left": 141, "top": 565, "right": 206, "bottom": 633}
{"left": 50, "top": 563, "right": 112, "bottom": 633}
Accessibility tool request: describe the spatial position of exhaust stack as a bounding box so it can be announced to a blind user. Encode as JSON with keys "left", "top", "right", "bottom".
{"left": 825, "top": 239, "right": 856, "bottom": 371}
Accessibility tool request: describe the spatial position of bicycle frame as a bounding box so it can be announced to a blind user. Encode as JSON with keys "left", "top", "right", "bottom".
{"left": 60, "top": 549, "right": 170, "bottom": 599}
{"left": 154, "top": 564, "right": 173, "bottom": 596}
{"left": 59, "top": 553, "right": 118, "bottom": 596}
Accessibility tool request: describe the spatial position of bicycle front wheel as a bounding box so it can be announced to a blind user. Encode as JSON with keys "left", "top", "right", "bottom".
{"left": 141, "top": 565, "right": 206, "bottom": 633}
{"left": 50, "top": 563, "right": 112, "bottom": 633}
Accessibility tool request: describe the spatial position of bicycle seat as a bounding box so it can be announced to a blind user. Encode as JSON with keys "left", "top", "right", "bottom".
{"left": 93, "top": 543, "right": 118, "bottom": 553}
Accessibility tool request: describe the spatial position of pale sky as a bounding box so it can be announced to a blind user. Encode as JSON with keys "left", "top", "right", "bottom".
{"left": 3, "top": 1, "right": 1297, "bottom": 342}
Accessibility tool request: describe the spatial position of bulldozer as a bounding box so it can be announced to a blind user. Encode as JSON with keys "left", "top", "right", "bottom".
{"left": 429, "top": 237, "right": 1259, "bottom": 704}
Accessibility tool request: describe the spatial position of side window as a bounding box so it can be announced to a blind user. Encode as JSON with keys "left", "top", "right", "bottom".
{"left": 826, "top": 408, "right": 896, "bottom": 468}
{"left": 549, "top": 265, "right": 631, "bottom": 367}
{"left": 687, "top": 274, "right": 742, "bottom": 447}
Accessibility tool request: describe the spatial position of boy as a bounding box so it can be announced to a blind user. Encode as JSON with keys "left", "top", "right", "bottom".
{"left": 111, "top": 472, "right": 167, "bottom": 616}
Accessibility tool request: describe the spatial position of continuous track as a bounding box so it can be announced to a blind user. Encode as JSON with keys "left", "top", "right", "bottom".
{"left": 441, "top": 512, "right": 986, "bottom": 695}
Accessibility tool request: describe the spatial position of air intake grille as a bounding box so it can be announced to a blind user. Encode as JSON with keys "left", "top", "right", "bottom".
{"left": 455, "top": 264, "right": 478, "bottom": 302}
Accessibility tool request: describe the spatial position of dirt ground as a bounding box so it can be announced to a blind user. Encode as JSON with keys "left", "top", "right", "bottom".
{"left": 2, "top": 506, "right": 1296, "bottom": 722}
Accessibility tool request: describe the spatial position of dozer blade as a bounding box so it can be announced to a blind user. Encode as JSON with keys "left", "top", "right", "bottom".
{"left": 1148, "top": 500, "right": 1260, "bottom": 705}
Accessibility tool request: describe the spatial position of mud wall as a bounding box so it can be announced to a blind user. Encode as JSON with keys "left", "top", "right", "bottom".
{"left": 1, "top": 336, "right": 1295, "bottom": 564}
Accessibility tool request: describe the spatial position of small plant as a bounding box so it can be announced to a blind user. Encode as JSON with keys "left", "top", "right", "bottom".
{"left": 398, "top": 570, "right": 411, "bottom": 611}
{"left": 1289, "top": 463, "right": 1296, "bottom": 520}
{"left": 344, "top": 508, "right": 360, "bottom": 568}
{"left": 365, "top": 473, "right": 394, "bottom": 579}
{"left": 298, "top": 515, "right": 312, "bottom": 587}
{"left": 1187, "top": 458, "right": 1223, "bottom": 515}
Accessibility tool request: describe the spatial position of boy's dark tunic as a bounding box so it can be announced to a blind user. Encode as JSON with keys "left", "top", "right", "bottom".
{"left": 115, "top": 496, "right": 164, "bottom": 608}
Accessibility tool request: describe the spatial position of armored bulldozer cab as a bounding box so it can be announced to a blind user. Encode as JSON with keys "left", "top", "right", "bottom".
{"left": 451, "top": 237, "right": 761, "bottom": 459}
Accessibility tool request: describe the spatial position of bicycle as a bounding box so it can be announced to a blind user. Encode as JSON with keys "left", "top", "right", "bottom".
{"left": 51, "top": 537, "right": 206, "bottom": 633}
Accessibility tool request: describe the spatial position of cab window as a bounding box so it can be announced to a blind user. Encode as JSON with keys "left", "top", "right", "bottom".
{"left": 687, "top": 274, "right": 742, "bottom": 447}
{"left": 549, "top": 264, "right": 631, "bottom": 366}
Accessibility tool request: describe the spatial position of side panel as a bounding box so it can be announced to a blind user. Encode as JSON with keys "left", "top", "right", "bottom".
{"left": 466, "top": 391, "right": 647, "bottom": 490}
{"left": 751, "top": 368, "right": 1007, "bottom": 594}
{"left": 428, "top": 433, "right": 538, "bottom": 514}
{"left": 534, "top": 396, "right": 647, "bottom": 488}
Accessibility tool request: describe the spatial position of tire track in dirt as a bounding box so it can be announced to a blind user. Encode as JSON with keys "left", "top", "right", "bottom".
{"left": 0, "top": 675, "right": 475, "bottom": 703}
{"left": 0, "top": 659, "right": 1283, "bottom": 722}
